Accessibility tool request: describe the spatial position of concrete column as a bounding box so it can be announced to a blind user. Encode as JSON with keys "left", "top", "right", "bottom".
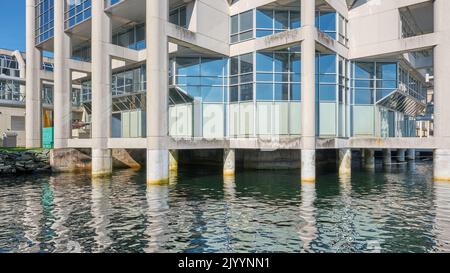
{"left": 397, "top": 149, "right": 406, "bottom": 162}
{"left": 433, "top": 0, "right": 450, "bottom": 180}
{"left": 383, "top": 149, "right": 392, "bottom": 166}
{"left": 25, "top": 0, "right": 42, "bottom": 148}
{"left": 363, "top": 149, "right": 375, "bottom": 170}
{"left": 169, "top": 150, "right": 178, "bottom": 172}
{"left": 434, "top": 150, "right": 450, "bottom": 181}
{"left": 146, "top": 0, "right": 169, "bottom": 184}
{"left": 223, "top": 149, "right": 236, "bottom": 177}
{"left": 338, "top": 149, "right": 352, "bottom": 176}
{"left": 91, "top": 0, "right": 112, "bottom": 177}
{"left": 53, "top": 0, "right": 72, "bottom": 149}
{"left": 406, "top": 149, "right": 416, "bottom": 161}
{"left": 300, "top": 0, "right": 316, "bottom": 182}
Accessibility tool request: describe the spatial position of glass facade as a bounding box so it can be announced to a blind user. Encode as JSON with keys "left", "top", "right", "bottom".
{"left": 174, "top": 57, "right": 228, "bottom": 103}
{"left": 0, "top": 55, "right": 20, "bottom": 77}
{"left": 255, "top": 9, "right": 300, "bottom": 38}
{"left": 64, "top": 0, "right": 92, "bottom": 29}
{"left": 112, "top": 24, "right": 146, "bottom": 50}
{"left": 399, "top": 65, "right": 427, "bottom": 102}
{"left": 351, "top": 62, "right": 398, "bottom": 105}
{"left": 316, "top": 9, "right": 348, "bottom": 45}
{"left": 230, "top": 10, "right": 253, "bottom": 43}
{"left": 35, "top": 0, "right": 54, "bottom": 44}
{"left": 0, "top": 80, "right": 23, "bottom": 102}
{"left": 255, "top": 47, "right": 301, "bottom": 101}
{"left": 169, "top": 6, "right": 188, "bottom": 28}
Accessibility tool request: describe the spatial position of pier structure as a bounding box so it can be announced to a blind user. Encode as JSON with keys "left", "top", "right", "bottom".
{"left": 19, "top": 0, "right": 448, "bottom": 182}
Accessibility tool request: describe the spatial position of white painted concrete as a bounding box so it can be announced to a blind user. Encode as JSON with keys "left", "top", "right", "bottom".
{"left": 25, "top": 0, "right": 41, "bottom": 148}
{"left": 223, "top": 149, "right": 236, "bottom": 176}
{"left": 91, "top": 0, "right": 112, "bottom": 176}
{"left": 301, "top": 149, "right": 316, "bottom": 182}
{"left": 338, "top": 148, "right": 352, "bottom": 176}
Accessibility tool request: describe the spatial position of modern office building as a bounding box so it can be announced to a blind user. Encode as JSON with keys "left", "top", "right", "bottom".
{"left": 24, "top": 0, "right": 449, "bottom": 182}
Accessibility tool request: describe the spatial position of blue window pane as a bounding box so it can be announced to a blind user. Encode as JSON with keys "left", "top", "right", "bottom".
{"left": 355, "top": 89, "right": 373, "bottom": 104}
{"left": 177, "top": 58, "right": 200, "bottom": 76}
{"left": 377, "top": 80, "right": 397, "bottom": 89}
{"left": 186, "top": 86, "right": 201, "bottom": 99}
{"left": 355, "top": 62, "right": 374, "bottom": 79}
{"left": 319, "top": 84, "right": 336, "bottom": 101}
{"left": 274, "top": 10, "right": 289, "bottom": 30}
{"left": 290, "top": 83, "right": 301, "bottom": 101}
{"left": 256, "top": 52, "right": 273, "bottom": 72}
{"left": 319, "top": 74, "right": 337, "bottom": 83}
{"left": 274, "top": 53, "right": 289, "bottom": 73}
{"left": 290, "top": 11, "right": 301, "bottom": 29}
{"left": 256, "top": 9, "right": 273, "bottom": 29}
{"left": 240, "top": 84, "right": 253, "bottom": 101}
{"left": 202, "top": 86, "right": 223, "bottom": 102}
{"left": 376, "top": 89, "right": 394, "bottom": 101}
{"left": 230, "top": 86, "right": 239, "bottom": 102}
{"left": 256, "top": 83, "right": 273, "bottom": 100}
{"left": 256, "top": 73, "right": 273, "bottom": 82}
{"left": 318, "top": 54, "right": 336, "bottom": 74}
{"left": 274, "top": 83, "right": 289, "bottom": 100}
{"left": 256, "top": 30, "right": 274, "bottom": 37}
{"left": 376, "top": 63, "right": 397, "bottom": 80}
{"left": 319, "top": 11, "right": 336, "bottom": 32}
{"left": 201, "top": 58, "right": 225, "bottom": 76}
{"left": 354, "top": 80, "right": 374, "bottom": 88}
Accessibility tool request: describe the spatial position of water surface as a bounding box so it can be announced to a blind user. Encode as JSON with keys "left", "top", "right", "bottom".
{"left": 0, "top": 161, "right": 449, "bottom": 253}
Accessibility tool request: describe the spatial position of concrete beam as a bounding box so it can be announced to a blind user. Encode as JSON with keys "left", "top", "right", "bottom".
{"left": 350, "top": 33, "right": 438, "bottom": 59}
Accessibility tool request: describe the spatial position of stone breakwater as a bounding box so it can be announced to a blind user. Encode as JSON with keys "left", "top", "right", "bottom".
{"left": 0, "top": 150, "right": 51, "bottom": 175}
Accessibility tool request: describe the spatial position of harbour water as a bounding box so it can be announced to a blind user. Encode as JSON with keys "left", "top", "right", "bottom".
{"left": 0, "top": 161, "right": 449, "bottom": 253}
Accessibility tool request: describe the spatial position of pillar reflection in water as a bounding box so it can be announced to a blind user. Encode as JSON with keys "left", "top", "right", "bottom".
{"left": 434, "top": 182, "right": 450, "bottom": 252}
{"left": 298, "top": 182, "right": 317, "bottom": 252}
{"left": 144, "top": 184, "right": 170, "bottom": 252}
{"left": 22, "top": 183, "right": 44, "bottom": 252}
{"left": 223, "top": 175, "right": 236, "bottom": 251}
{"left": 334, "top": 175, "right": 357, "bottom": 252}
{"left": 49, "top": 174, "right": 81, "bottom": 252}
{"left": 91, "top": 177, "right": 113, "bottom": 252}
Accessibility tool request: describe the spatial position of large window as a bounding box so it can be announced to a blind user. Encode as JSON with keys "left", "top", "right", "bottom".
{"left": 351, "top": 62, "right": 398, "bottom": 105}
{"left": 316, "top": 9, "right": 348, "bottom": 46}
{"left": 112, "top": 24, "right": 146, "bottom": 50}
{"left": 255, "top": 9, "right": 300, "bottom": 38}
{"left": 255, "top": 47, "right": 301, "bottom": 101}
{"left": 316, "top": 53, "right": 337, "bottom": 102}
{"left": 112, "top": 65, "right": 146, "bottom": 96}
{"left": 0, "top": 55, "right": 20, "bottom": 77}
{"left": 230, "top": 10, "right": 254, "bottom": 43}
{"left": 230, "top": 53, "right": 253, "bottom": 102}
{"left": 169, "top": 6, "right": 187, "bottom": 28}
{"left": 35, "top": 0, "right": 54, "bottom": 44}
{"left": 0, "top": 80, "right": 22, "bottom": 102}
{"left": 174, "top": 57, "right": 228, "bottom": 103}
{"left": 65, "top": 0, "right": 92, "bottom": 29}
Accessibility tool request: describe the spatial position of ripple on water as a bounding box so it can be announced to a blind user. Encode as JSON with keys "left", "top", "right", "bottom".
{"left": 0, "top": 162, "right": 446, "bottom": 253}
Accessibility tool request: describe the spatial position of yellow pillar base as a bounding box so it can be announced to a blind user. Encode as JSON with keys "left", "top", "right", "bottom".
{"left": 147, "top": 178, "right": 170, "bottom": 185}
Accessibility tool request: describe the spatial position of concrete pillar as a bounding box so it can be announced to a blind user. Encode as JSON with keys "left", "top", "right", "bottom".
{"left": 91, "top": 0, "right": 112, "bottom": 177}
{"left": 146, "top": 0, "right": 169, "bottom": 184}
{"left": 434, "top": 150, "right": 450, "bottom": 181}
{"left": 53, "top": 0, "right": 72, "bottom": 149}
{"left": 433, "top": 1, "right": 450, "bottom": 180}
{"left": 25, "top": 0, "right": 42, "bottom": 148}
{"left": 338, "top": 149, "right": 352, "bottom": 176}
{"left": 406, "top": 149, "right": 416, "bottom": 161}
{"left": 363, "top": 149, "right": 375, "bottom": 170}
{"left": 169, "top": 150, "right": 178, "bottom": 172}
{"left": 223, "top": 149, "right": 236, "bottom": 176}
{"left": 300, "top": 0, "right": 316, "bottom": 182}
{"left": 397, "top": 149, "right": 406, "bottom": 162}
{"left": 383, "top": 149, "right": 392, "bottom": 166}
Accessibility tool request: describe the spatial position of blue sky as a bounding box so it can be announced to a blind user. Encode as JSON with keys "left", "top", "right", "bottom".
{"left": 0, "top": 1, "right": 25, "bottom": 51}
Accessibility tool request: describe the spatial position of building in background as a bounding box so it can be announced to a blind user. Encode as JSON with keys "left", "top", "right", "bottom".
{"left": 24, "top": 0, "right": 450, "bottom": 182}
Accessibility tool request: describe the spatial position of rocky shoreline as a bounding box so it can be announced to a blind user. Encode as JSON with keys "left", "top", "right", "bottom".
{"left": 0, "top": 150, "right": 51, "bottom": 175}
